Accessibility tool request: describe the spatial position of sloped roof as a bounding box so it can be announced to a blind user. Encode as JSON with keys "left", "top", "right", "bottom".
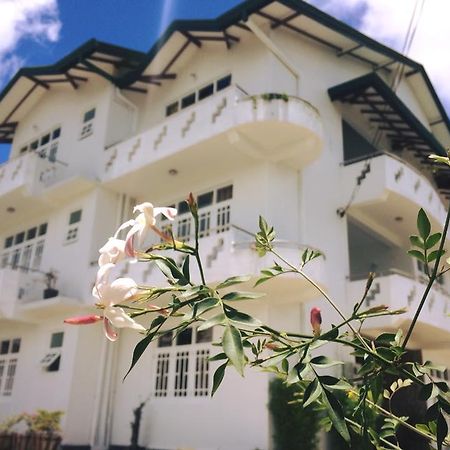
{"left": 0, "top": 0, "right": 448, "bottom": 148}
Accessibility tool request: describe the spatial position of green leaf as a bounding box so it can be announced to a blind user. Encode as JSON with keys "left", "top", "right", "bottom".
{"left": 437, "top": 411, "right": 448, "bottom": 450}
{"left": 426, "top": 232, "right": 442, "bottom": 249}
{"left": 321, "top": 389, "right": 351, "bottom": 443}
{"left": 310, "top": 356, "right": 343, "bottom": 368}
{"left": 428, "top": 249, "right": 445, "bottom": 263}
{"left": 123, "top": 330, "right": 157, "bottom": 381}
{"left": 225, "top": 309, "right": 262, "bottom": 328}
{"left": 254, "top": 276, "right": 272, "bottom": 287}
{"left": 408, "top": 249, "right": 426, "bottom": 262}
{"left": 184, "top": 297, "right": 220, "bottom": 321}
{"left": 216, "top": 275, "right": 252, "bottom": 289}
{"left": 182, "top": 256, "right": 190, "bottom": 282}
{"left": 209, "top": 352, "right": 228, "bottom": 362}
{"left": 417, "top": 208, "right": 431, "bottom": 240}
{"left": 211, "top": 362, "right": 228, "bottom": 396}
{"left": 409, "top": 235, "right": 425, "bottom": 249}
{"left": 222, "top": 291, "right": 265, "bottom": 301}
{"left": 222, "top": 325, "right": 246, "bottom": 376}
{"left": 197, "top": 313, "right": 227, "bottom": 331}
{"left": 303, "top": 378, "right": 323, "bottom": 408}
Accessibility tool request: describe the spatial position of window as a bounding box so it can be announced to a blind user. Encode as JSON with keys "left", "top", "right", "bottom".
{"left": 216, "top": 74, "right": 232, "bottom": 91}
{"left": 181, "top": 93, "right": 196, "bottom": 109}
{"left": 0, "top": 337, "right": 20, "bottom": 396}
{"left": 166, "top": 102, "right": 179, "bottom": 117}
{"left": 50, "top": 332, "right": 64, "bottom": 348}
{"left": 1, "top": 223, "right": 47, "bottom": 272}
{"left": 4, "top": 237, "right": 13, "bottom": 249}
{"left": 21, "top": 127, "right": 60, "bottom": 160}
{"left": 66, "top": 210, "right": 82, "bottom": 244}
{"left": 161, "top": 184, "right": 233, "bottom": 241}
{"left": 165, "top": 74, "right": 232, "bottom": 117}
{"left": 80, "top": 108, "right": 96, "bottom": 139}
{"left": 42, "top": 332, "right": 63, "bottom": 372}
{"left": 153, "top": 327, "right": 213, "bottom": 398}
{"left": 198, "top": 83, "right": 214, "bottom": 100}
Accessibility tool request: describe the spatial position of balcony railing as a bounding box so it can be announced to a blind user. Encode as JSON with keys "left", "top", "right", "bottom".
{"left": 102, "top": 85, "right": 323, "bottom": 181}
{"left": 347, "top": 270, "right": 450, "bottom": 345}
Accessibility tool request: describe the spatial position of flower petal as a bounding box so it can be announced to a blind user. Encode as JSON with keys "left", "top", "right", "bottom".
{"left": 124, "top": 222, "right": 143, "bottom": 257}
{"left": 103, "top": 316, "right": 119, "bottom": 341}
{"left": 113, "top": 219, "right": 135, "bottom": 239}
{"left": 104, "top": 306, "right": 146, "bottom": 331}
{"left": 154, "top": 207, "right": 177, "bottom": 221}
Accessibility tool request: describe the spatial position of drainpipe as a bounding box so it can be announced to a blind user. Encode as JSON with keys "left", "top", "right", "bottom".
{"left": 89, "top": 193, "right": 127, "bottom": 450}
{"left": 245, "top": 18, "right": 300, "bottom": 95}
{"left": 114, "top": 87, "right": 138, "bottom": 134}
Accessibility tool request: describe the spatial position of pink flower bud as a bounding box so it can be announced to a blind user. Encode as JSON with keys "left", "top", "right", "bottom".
{"left": 310, "top": 307, "right": 322, "bottom": 337}
{"left": 64, "top": 315, "right": 102, "bottom": 325}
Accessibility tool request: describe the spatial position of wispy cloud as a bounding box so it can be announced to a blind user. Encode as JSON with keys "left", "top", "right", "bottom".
{"left": 309, "top": 0, "right": 450, "bottom": 112}
{"left": 0, "top": 0, "right": 61, "bottom": 86}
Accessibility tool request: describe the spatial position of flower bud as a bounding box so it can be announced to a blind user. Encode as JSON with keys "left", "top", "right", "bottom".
{"left": 64, "top": 315, "right": 102, "bottom": 325}
{"left": 310, "top": 307, "right": 322, "bottom": 337}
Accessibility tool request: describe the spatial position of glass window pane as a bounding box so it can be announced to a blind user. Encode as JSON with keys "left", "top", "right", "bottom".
{"left": 178, "top": 201, "right": 189, "bottom": 215}
{"left": 69, "top": 210, "right": 82, "bottom": 225}
{"left": 84, "top": 108, "right": 96, "bottom": 122}
{"left": 166, "top": 102, "right": 179, "bottom": 117}
{"left": 52, "top": 128, "right": 61, "bottom": 140}
{"left": 197, "top": 191, "right": 213, "bottom": 209}
{"left": 15, "top": 232, "right": 25, "bottom": 245}
{"left": 158, "top": 331, "right": 173, "bottom": 348}
{"left": 216, "top": 74, "right": 232, "bottom": 91}
{"left": 30, "top": 140, "right": 39, "bottom": 150}
{"left": 11, "top": 338, "right": 21, "bottom": 353}
{"left": 196, "top": 328, "right": 213, "bottom": 343}
{"left": 40, "top": 134, "right": 50, "bottom": 146}
{"left": 198, "top": 84, "right": 214, "bottom": 100}
{"left": 50, "top": 332, "right": 64, "bottom": 348}
{"left": 38, "top": 223, "right": 48, "bottom": 236}
{"left": 19, "top": 146, "right": 28, "bottom": 154}
{"left": 26, "top": 227, "right": 37, "bottom": 240}
{"left": 0, "top": 340, "right": 10, "bottom": 354}
{"left": 217, "top": 185, "right": 233, "bottom": 202}
{"left": 181, "top": 93, "right": 195, "bottom": 109}
{"left": 4, "top": 236, "right": 13, "bottom": 249}
{"left": 176, "top": 328, "right": 192, "bottom": 346}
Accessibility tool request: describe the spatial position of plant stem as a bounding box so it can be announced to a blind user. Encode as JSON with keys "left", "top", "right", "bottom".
{"left": 344, "top": 418, "right": 402, "bottom": 450}
{"left": 402, "top": 205, "right": 450, "bottom": 349}
{"left": 270, "top": 248, "right": 373, "bottom": 352}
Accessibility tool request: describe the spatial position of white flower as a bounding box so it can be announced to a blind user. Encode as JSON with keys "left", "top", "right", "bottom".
{"left": 98, "top": 237, "right": 126, "bottom": 266}
{"left": 93, "top": 263, "right": 145, "bottom": 341}
{"left": 124, "top": 202, "right": 177, "bottom": 257}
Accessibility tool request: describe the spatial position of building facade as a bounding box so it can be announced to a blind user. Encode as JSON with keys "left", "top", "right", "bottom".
{"left": 0, "top": 1, "right": 449, "bottom": 449}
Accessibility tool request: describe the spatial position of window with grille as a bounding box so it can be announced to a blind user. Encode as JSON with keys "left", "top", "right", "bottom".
{"left": 154, "top": 353, "right": 170, "bottom": 396}
{"left": 177, "top": 217, "right": 191, "bottom": 241}
{"left": 1, "top": 224, "right": 47, "bottom": 272}
{"left": 66, "top": 209, "right": 82, "bottom": 244}
{"left": 153, "top": 327, "right": 212, "bottom": 398}
{"left": 0, "top": 337, "right": 20, "bottom": 397}
{"left": 17, "top": 127, "right": 60, "bottom": 159}
{"left": 80, "top": 108, "right": 96, "bottom": 139}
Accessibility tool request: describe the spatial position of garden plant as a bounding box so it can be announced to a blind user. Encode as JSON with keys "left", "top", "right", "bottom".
{"left": 66, "top": 153, "right": 450, "bottom": 450}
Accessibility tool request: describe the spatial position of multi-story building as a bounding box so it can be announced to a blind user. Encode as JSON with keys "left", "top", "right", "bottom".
{"left": 0, "top": 1, "right": 449, "bottom": 449}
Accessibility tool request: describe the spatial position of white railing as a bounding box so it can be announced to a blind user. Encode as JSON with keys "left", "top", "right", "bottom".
{"left": 103, "top": 86, "right": 323, "bottom": 179}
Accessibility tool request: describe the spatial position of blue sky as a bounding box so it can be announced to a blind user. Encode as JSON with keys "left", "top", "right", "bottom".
{"left": 0, "top": 0, "right": 448, "bottom": 163}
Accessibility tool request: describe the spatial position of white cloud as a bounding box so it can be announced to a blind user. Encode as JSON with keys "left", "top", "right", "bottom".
{"left": 0, "top": 0, "right": 61, "bottom": 86}
{"left": 309, "top": 0, "right": 450, "bottom": 112}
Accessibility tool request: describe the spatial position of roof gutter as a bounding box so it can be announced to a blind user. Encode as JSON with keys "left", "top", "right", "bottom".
{"left": 245, "top": 17, "right": 299, "bottom": 94}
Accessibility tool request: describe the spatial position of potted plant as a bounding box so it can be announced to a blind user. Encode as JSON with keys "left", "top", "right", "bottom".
{"left": 43, "top": 270, "right": 59, "bottom": 299}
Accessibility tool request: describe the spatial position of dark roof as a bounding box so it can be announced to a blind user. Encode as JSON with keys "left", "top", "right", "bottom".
{"left": 0, "top": 0, "right": 448, "bottom": 146}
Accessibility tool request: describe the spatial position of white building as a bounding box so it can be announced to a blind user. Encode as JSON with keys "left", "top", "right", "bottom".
{"left": 0, "top": 1, "right": 449, "bottom": 449}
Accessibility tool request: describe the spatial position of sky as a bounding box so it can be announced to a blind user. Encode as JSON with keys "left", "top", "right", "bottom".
{"left": 0, "top": 0, "right": 448, "bottom": 162}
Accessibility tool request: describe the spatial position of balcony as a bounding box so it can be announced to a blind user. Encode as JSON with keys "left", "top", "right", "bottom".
{"left": 0, "top": 152, "right": 94, "bottom": 227}
{"left": 0, "top": 267, "right": 81, "bottom": 323}
{"left": 342, "top": 153, "right": 448, "bottom": 245}
{"left": 118, "top": 206, "right": 326, "bottom": 304}
{"left": 102, "top": 87, "right": 324, "bottom": 196}
{"left": 347, "top": 270, "right": 450, "bottom": 348}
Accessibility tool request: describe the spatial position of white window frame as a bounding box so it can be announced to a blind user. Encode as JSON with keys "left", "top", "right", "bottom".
{"left": 80, "top": 108, "right": 96, "bottom": 140}
{"left": 0, "top": 337, "right": 20, "bottom": 397}
{"left": 152, "top": 327, "right": 213, "bottom": 398}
